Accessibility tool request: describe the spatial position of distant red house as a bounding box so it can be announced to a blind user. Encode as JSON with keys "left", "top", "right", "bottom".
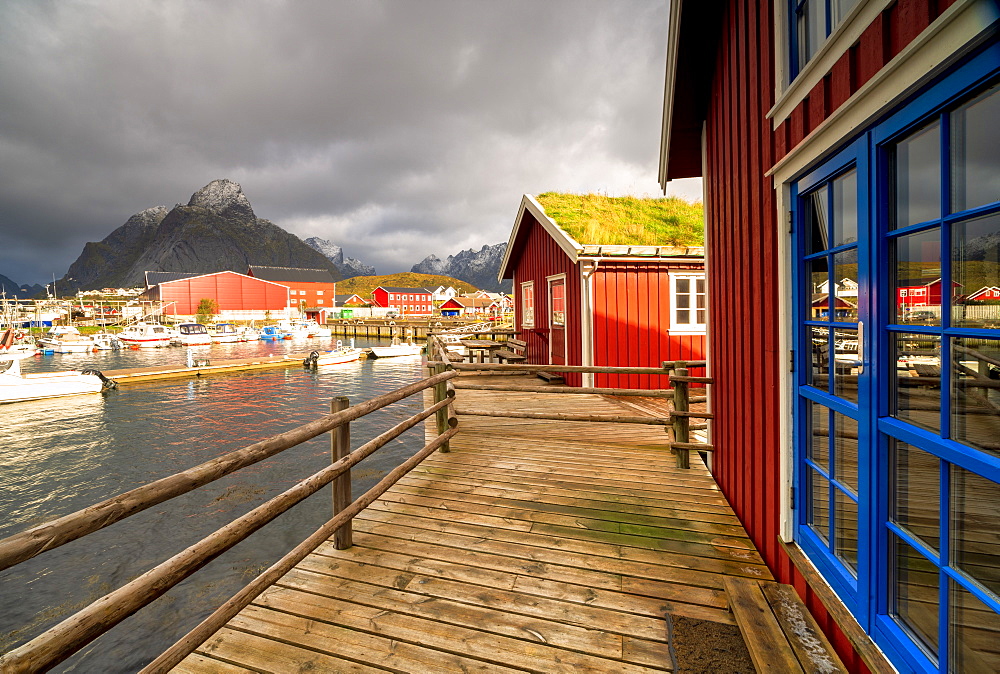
{"left": 966, "top": 285, "right": 1000, "bottom": 301}
{"left": 371, "top": 286, "right": 434, "bottom": 315}
{"left": 439, "top": 296, "right": 500, "bottom": 317}
{"left": 499, "top": 194, "right": 706, "bottom": 389}
{"left": 334, "top": 294, "right": 369, "bottom": 307}
{"left": 247, "top": 266, "right": 337, "bottom": 321}
{"left": 141, "top": 271, "right": 288, "bottom": 316}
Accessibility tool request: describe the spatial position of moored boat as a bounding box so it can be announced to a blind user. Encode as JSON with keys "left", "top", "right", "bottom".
{"left": 91, "top": 332, "right": 122, "bottom": 350}
{"left": 208, "top": 323, "right": 241, "bottom": 344}
{"left": 0, "top": 350, "right": 114, "bottom": 404}
{"left": 172, "top": 323, "right": 213, "bottom": 346}
{"left": 258, "top": 325, "right": 289, "bottom": 341}
{"left": 37, "top": 326, "right": 97, "bottom": 353}
{"left": 368, "top": 336, "right": 422, "bottom": 359}
{"left": 303, "top": 341, "right": 363, "bottom": 367}
{"left": 119, "top": 322, "right": 173, "bottom": 348}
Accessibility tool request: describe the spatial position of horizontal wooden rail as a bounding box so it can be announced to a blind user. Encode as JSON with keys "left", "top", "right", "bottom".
{"left": 0, "top": 369, "right": 459, "bottom": 573}
{"left": 453, "top": 382, "right": 675, "bottom": 398}
{"left": 0, "top": 397, "right": 458, "bottom": 673}
{"left": 666, "top": 375, "right": 714, "bottom": 384}
{"left": 429, "top": 362, "right": 681, "bottom": 375}
{"left": 670, "top": 410, "right": 715, "bottom": 419}
{"left": 140, "top": 425, "right": 460, "bottom": 674}
{"left": 670, "top": 442, "right": 715, "bottom": 452}
{"left": 455, "top": 408, "right": 670, "bottom": 425}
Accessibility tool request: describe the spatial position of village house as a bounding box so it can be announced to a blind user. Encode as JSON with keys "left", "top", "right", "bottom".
{"left": 140, "top": 270, "right": 289, "bottom": 321}
{"left": 370, "top": 286, "right": 434, "bottom": 316}
{"left": 430, "top": 285, "right": 458, "bottom": 302}
{"left": 661, "top": 1, "right": 999, "bottom": 671}
{"left": 333, "top": 293, "right": 369, "bottom": 307}
{"left": 246, "top": 266, "right": 337, "bottom": 323}
{"left": 499, "top": 193, "right": 706, "bottom": 389}
{"left": 438, "top": 295, "right": 501, "bottom": 318}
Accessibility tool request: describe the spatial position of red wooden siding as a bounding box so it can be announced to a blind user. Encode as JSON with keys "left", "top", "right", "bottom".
{"left": 158, "top": 272, "right": 288, "bottom": 315}
{"left": 705, "top": 1, "right": 867, "bottom": 670}
{"left": 591, "top": 262, "right": 706, "bottom": 389}
{"left": 510, "top": 212, "right": 582, "bottom": 386}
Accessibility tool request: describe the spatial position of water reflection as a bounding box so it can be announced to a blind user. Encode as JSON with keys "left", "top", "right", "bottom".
{"left": 0, "top": 340, "right": 427, "bottom": 672}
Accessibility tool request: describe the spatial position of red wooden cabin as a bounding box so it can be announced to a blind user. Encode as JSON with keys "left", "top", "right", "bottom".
{"left": 141, "top": 271, "right": 288, "bottom": 317}
{"left": 371, "top": 286, "right": 434, "bottom": 315}
{"left": 661, "top": 1, "right": 999, "bottom": 672}
{"left": 499, "top": 194, "right": 706, "bottom": 389}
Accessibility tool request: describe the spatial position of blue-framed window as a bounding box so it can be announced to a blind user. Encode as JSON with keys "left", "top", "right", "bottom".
{"left": 793, "top": 43, "right": 1000, "bottom": 673}
{"left": 788, "top": 0, "right": 859, "bottom": 79}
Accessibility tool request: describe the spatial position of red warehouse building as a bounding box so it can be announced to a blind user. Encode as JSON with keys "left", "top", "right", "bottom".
{"left": 141, "top": 271, "right": 288, "bottom": 317}
{"left": 371, "top": 287, "right": 434, "bottom": 315}
{"left": 499, "top": 194, "right": 706, "bottom": 389}
{"left": 661, "top": 1, "right": 999, "bottom": 671}
{"left": 247, "top": 266, "right": 337, "bottom": 322}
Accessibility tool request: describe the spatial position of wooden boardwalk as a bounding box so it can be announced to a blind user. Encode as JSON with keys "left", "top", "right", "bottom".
{"left": 173, "top": 374, "right": 771, "bottom": 673}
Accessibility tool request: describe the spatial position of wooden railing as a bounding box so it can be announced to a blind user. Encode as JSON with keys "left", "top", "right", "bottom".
{"left": 0, "top": 370, "right": 459, "bottom": 674}
{"left": 426, "top": 335, "right": 714, "bottom": 468}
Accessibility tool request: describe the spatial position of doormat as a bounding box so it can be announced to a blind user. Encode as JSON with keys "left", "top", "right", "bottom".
{"left": 665, "top": 613, "right": 756, "bottom": 673}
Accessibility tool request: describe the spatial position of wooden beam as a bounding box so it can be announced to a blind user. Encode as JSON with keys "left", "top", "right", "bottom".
{"left": 455, "top": 409, "right": 670, "bottom": 425}
{"left": 453, "top": 383, "right": 675, "bottom": 398}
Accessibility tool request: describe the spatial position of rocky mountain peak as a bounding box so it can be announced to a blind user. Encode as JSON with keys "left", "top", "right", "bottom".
{"left": 303, "top": 236, "right": 376, "bottom": 278}
{"left": 187, "top": 179, "right": 255, "bottom": 220}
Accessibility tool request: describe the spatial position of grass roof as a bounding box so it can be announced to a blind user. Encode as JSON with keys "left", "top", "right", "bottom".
{"left": 535, "top": 192, "right": 703, "bottom": 247}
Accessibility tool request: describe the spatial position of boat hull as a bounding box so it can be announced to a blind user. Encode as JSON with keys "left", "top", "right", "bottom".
{"left": 368, "top": 345, "right": 423, "bottom": 358}
{"left": 0, "top": 371, "right": 103, "bottom": 404}
{"left": 306, "top": 348, "right": 363, "bottom": 366}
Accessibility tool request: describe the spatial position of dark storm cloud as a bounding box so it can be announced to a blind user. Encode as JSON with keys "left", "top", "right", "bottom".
{"left": 0, "top": 0, "right": 691, "bottom": 285}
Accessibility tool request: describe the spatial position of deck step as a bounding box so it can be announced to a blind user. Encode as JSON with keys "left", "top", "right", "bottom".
{"left": 537, "top": 371, "right": 565, "bottom": 383}
{"left": 723, "top": 577, "right": 848, "bottom": 674}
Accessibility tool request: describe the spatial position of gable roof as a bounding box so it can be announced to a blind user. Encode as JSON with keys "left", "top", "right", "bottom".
{"left": 145, "top": 271, "right": 201, "bottom": 287}
{"left": 499, "top": 194, "right": 705, "bottom": 280}
{"left": 375, "top": 286, "right": 433, "bottom": 294}
{"left": 247, "top": 266, "right": 336, "bottom": 283}
{"left": 335, "top": 294, "right": 368, "bottom": 305}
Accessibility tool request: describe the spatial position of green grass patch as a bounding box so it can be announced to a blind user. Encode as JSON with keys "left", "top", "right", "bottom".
{"left": 535, "top": 192, "right": 704, "bottom": 247}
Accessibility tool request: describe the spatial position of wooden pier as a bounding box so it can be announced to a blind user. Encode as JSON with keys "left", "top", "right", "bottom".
{"left": 170, "top": 375, "right": 772, "bottom": 672}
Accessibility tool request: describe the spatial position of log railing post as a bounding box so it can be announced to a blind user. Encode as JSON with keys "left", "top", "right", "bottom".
{"left": 432, "top": 361, "right": 451, "bottom": 452}
{"left": 330, "top": 396, "right": 352, "bottom": 549}
{"left": 671, "top": 362, "right": 690, "bottom": 469}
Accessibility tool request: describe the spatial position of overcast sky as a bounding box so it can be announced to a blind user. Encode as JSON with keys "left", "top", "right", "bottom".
{"left": 0, "top": 0, "right": 701, "bottom": 286}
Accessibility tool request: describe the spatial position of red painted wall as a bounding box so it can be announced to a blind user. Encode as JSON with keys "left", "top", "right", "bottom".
{"left": 372, "top": 288, "right": 433, "bottom": 315}
{"left": 592, "top": 261, "right": 707, "bottom": 389}
{"left": 703, "top": 1, "right": 875, "bottom": 670}
{"left": 157, "top": 272, "right": 288, "bottom": 315}
{"left": 283, "top": 281, "right": 336, "bottom": 311}
{"left": 510, "top": 213, "right": 582, "bottom": 386}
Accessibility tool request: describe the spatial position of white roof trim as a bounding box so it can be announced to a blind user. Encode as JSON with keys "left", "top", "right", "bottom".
{"left": 498, "top": 194, "right": 583, "bottom": 280}
{"left": 658, "top": 0, "right": 684, "bottom": 193}
{"left": 158, "top": 269, "right": 289, "bottom": 291}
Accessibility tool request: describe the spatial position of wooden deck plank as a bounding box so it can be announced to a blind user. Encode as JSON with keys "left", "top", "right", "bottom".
{"left": 173, "top": 381, "right": 771, "bottom": 673}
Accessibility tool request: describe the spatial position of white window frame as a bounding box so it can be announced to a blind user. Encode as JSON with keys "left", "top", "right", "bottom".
{"left": 520, "top": 281, "right": 535, "bottom": 328}
{"left": 669, "top": 272, "right": 707, "bottom": 334}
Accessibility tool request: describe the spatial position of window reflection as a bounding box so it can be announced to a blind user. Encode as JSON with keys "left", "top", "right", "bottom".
{"left": 809, "top": 467, "right": 830, "bottom": 544}
{"left": 893, "top": 333, "right": 942, "bottom": 434}
{"left": 949, "top": 578, "right": 1000, "bottom": 672}
{"left": 892, "top": 439, "right": 941, "bottom": 552}
{"left": 894, "top": 122, "right": 941, "bottom": 228}
{"left": 894, "top": 535, "right": 940, "bottom": 658}
{"left": 808, "top": 326, "right": 830, "bottom": 390}
{"left": 834, "top": 413, "right": 858, "bottom": 494}
{"left": 832, "top": 169, "right": 858, "bottom": 247}
{"left": 832, "top": 327, "right": 859, "bottom": 403}
{"left": 806, "top": 186, "right": 829, "bottom": 254}
{"left": 951, "top": 467, "right": 1000, "bottom": 597}
{"left": 950, "top": 337, "right": 1000, "bottom": 457}
{"left": 951, "top": 85, "right": 1000, "bottom": 213}
{"left": 835, "top": 489, "right": 858, "bottom": 575}
{"left": 894, "top": 228, "right": 941, "bottom": 325}
{"left": 952, "top": 212, "right": 1000, "bottom": 329}
{"left": 832, "top": 250, "right": 859, "bottom": 321}
{"left": 809, "top": 401, "right": 829, "bottom": 470}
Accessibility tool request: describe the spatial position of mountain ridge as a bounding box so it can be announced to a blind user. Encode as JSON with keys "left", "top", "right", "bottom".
{"left": 411, "top": 243, "right": 511, "bottom": 293}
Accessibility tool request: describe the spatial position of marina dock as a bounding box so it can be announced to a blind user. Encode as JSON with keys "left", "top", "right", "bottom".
{"left": 102, "top": 353, "right": 312, "bottom": 386}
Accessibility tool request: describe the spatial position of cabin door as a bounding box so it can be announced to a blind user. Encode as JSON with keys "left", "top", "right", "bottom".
{"left": 548, "top": 275, "right": 566, "bottom": 365}
{"left": 792, "top": 60, "right": 1000, "bottom": 672}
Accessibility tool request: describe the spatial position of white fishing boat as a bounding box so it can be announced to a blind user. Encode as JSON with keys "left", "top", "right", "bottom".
{"left": 119, "top": 322, "right": 173, "bottom": 348}
{"left": 172, "top": 323, "right": 213, "bottom": 346}
{"left": 0, "top": 350, "right": 114, "bottom": 404}
{"left": 0, "top": 329, "right": 40, "bottom": 356}
{"left": 208, "top": 323, "right": 241, "bottom": 344}
{"left": 368, "top": 336, "right": 423, "bottom": 359}
{"left": 300, "top": 320, "right": 332, "bottom": 338}
{"left": 303, "top": 341, "right": 363, "bottom": 367}
{"left": 37, "top": 326, "right": 97, "bottom": 353}
{"left": 91, "top": 332, "right": 122, "bottom": 350}
{"left": 236, "top": 325, "right": 258, "bottom": 342}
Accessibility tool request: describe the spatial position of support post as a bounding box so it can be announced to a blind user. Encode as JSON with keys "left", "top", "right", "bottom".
{"left": 330, "top": 396, "right": 352, "bottom": 548}
{"left": 671, "top": 363, "right": 690, "bottom": 469}
{"left": 432, "top": 362, "right": 451, "bottom": 452}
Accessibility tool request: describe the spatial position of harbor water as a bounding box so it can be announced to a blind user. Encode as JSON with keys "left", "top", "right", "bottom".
{"left": 1, "top": 336, "right": 429, "bottom": 672}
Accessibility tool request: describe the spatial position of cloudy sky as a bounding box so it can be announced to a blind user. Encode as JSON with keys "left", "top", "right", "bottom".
{"left": 0, "top": 0, "right": 700, "bottom": 286}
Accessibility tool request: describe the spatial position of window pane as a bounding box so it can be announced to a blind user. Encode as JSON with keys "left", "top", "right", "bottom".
{"left": 832, "top": 326, "right": 859, "bottom": 403}
{"left": 830, "top": 0, "right": 859, "bottom": 25}
{"left": 952, "top": 212, "right": 1000, "bottom": 329}
{"left": 894, "top": 333, "right": 942, "bottom": 434}
{"left": 835, "top": 488, "right": 858, "bottom": 575}
{"left": 951, "top": 466, "right": 1000, "bottom": 597}
{"left": 894, "top": 228, "right": 941, "bottom": 325}
{"left": 677, "top": 278, "right": 690, "bottom": 295}
{"left": 809, "top": 401, "right": 830, "bottom": 471}
{"left": 677, "top": 309, "right": 691, "bottom": 324}
{"left": 951, "top": 336, "right": 1000, "bottom": 458}
{"left": 951, "top": 85, "right": 1000, "bottom": 213}
{"left": 809, "top": 257, "right": 831, "bottom": 320}
{"left": 894, "top": 121, "right": 941, "bottom": 228}
{"left": 832, "top": 169, "right": 858, "bottom": 247}
{"left": 893, "top": 535, "right": 940, "bottom": 658}
{"left": 696, "top": 278, "right": 705, "bottom": 295}
{"left": 677, "top": 292, "right": 690, "bottom": 309}
{"left": 809, "top": 467, "right": 830, "bottom": 544}
{"left": 797, "top": 0, "right": 826, "bottom": 68}
{"left": 806, "top": 186, "right": 830, "bottom": 254}
{"left": 832, "top": 250, "right": 859, "bottom": 321}
{"left": 949, "top": 578, "right": 1000, "bottom": 673}
{"left": 892, "top": 439, "right": 940, "bottom": 552}
{"left": 834, "top": 413, "right": 858, "bottom": 494}
{"left": 808, "top": 326, "right": 831, "bottom": 390}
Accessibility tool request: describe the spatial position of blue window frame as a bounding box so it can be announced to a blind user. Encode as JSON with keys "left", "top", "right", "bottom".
{"left": 792, "top": 43, "right": 1000, "bottom": 673}
{"left": 788, "top": 0, "right": 859, "bottom": 79}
